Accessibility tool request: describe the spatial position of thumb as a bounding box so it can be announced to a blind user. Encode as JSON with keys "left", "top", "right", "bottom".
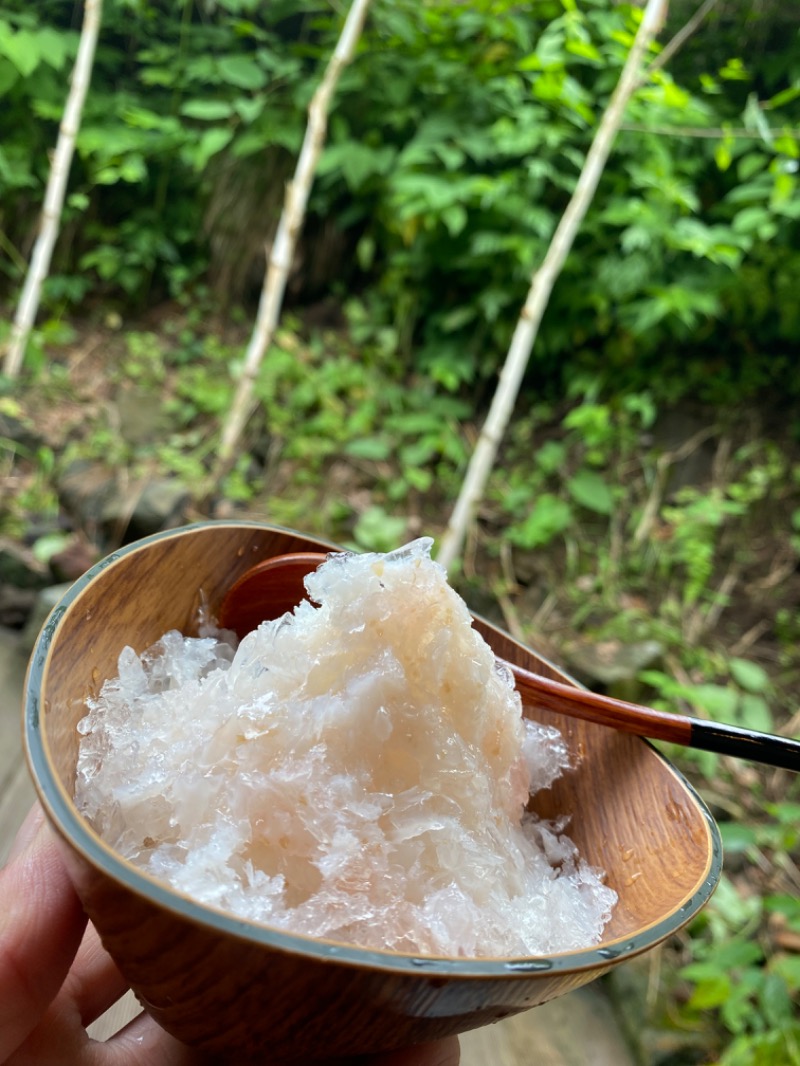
{"left": 0, "top": 805, "right": 87, "bottom": 1061}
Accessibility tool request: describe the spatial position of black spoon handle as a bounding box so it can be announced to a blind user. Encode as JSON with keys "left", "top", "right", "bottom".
{"left": 512, "top": 665, "right": 800, "bottom": 773}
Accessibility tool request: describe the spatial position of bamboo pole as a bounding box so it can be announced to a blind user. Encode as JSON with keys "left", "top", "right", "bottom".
{"left": 437, "top": 0, "right": 669, "bottom": 572}
{"left": 4, "top": 0, "right": 103, "bottom": 379}
{"left": 211, "top": 0, "right": 373, "bottom": 487}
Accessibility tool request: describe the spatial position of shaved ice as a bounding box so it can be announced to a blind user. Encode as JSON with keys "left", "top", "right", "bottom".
{"left": 74, "top": 538, "right": 615, "bottom": 957}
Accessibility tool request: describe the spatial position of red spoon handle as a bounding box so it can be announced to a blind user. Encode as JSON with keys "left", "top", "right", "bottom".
{"left": 512, "top": 665, "right": 800, "bottom": 772}
{"left": 511, "top": 665, "right": 693, "bottom": 746}
{"left": 219, "top": 551, "right": 800, "bottom": 772}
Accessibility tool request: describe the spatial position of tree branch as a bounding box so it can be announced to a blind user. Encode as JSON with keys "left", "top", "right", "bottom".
{"left": 622, "top": 122, "right": 799, "bottom": 139}
{"left": 643, "top": 0, "right": 720, "bottom": 81}
{"left": 3, "top": 0, "right": 103, "bottom": 379}
{"left": 437, "top": 0, "right": 670, "bottom": 572}
{"left": 211, "top": 0, "right": 373, "bottom": 488}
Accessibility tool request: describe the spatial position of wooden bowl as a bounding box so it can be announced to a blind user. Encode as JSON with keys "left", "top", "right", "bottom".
{"left": 23, "top": 521, "right": 721, "bottom": 1062}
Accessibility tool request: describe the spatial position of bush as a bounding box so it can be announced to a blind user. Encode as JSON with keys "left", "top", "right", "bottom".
{"left": 0, "top": 0, "right": 798, "bottom": 404}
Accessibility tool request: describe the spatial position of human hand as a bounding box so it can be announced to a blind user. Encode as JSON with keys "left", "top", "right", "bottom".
{"left": 1, "top": 805, "right": 460, "bottom": 1066}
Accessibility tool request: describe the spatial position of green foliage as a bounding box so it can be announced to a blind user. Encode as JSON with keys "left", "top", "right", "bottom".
{"left": 325, "top": 0, "right": 800, "bottom": 401}
{"left": 352, "top": 505, "right": 409, "bottom": 552}
{"left": 37, "top": 312, "right": 469, "bottom": 542}
{"left": 660, "top": 487, "right": 747, "bottom": 606}
{"left": 678, "top": 883, "right": 800, "bottom": 1065}
{"left": 0, "top": 0, "right": 324, "bottom": 302}
{"left": 1, "top": 1, "right": 799, "bottom": 402}
{"left": 494, "top": 381, "right": 654, "bottom": 554}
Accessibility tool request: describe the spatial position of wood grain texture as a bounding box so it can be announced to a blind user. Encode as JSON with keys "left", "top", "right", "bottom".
{"left": 24, "top": 522, "right": 720, "bottom": 1062}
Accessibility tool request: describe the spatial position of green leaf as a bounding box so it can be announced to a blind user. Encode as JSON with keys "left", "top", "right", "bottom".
{"left": 714, "top": 140, "right": 733, "bottom": 172}
{"left": 737, "top": 152, "right": 768, "bottom": 181}
{"left": 0, "top": 56, "right": 17, "bottom": 94}
{"left": 771, "top": 955, "right": 800, "bottom": 993}
{"left": 0, "top": 142, "right": 35, "bottom": 189}
{"left": 769, "top": 802, "right": 800, "bottom": 828}
{"left": 729, "top": 657, "right": 770, "bottom": 693}
{"left": 404, "top": 467, "right": 433, "bottom": 492}
{"left": 319, "top": 142, "right": 396, "bottom": 190}
{"left": 118, "top": 155, "right": 148, "bottom": 183}
{"left": 687, "top": 683, "right": 739, "bottom": 721}
{"left": 535, "top": 440, "right": 566, "bottom": 475}
{"left": 37, "top": 26, "right": 76, "bottom": 71}
{"left": 233, "top": 96, "right": 264, "bottom": 124}
{"left": 706, "top": 876, "right": 763, "bottom": 933}
{"left": 685, "top": 974, "right": 732, "bottom": 1009}
{"left": 32, "top": 532, "right": 71, "bottom": 565}
{"left": 432, "top": 142, "right": 465, "bottom": 171}
{"left": 732, "top": 205, "right": 774, "bottom": 235}
{"left": 703, "top": 937, "right": 763, "bottom": 972}
{"left": 216, "top": 55, "right": 267, "bottom": 91}
{"left": 738, "top": 694, "right": 773, "bottom": 733}
{"left": 439, "top": 306, "right": 475, "bottom": 333}
{"left": 766, "top": 894, "right": 800, "bottom": 928}
{"left": 356, "top": 235, "right": 375, "bottom": 272}
{"left": 345, "top": 437, "right": 391, "bottom": 461}
{"left": 720, "top": 57, "right": 749, "bottom": 82}
{"left": 181, "top": 100, "right": 236, "bottom": 121}
{"left": 719, "top": 822, "right": 757, "bottom": 853}
{"left": 400, "top": 439, "right": 436, "bottom": 467}
{"left": 565, "top": 38, "right": 602, "bottom": 63}
{"left": 771, "top": 170, "right": 796, "bottom": 208}
{"left": 508, "top": 494, "right": 573, "bottom": 549}
{"left": 441, "top": 204, "right": 467, "bottom": 236}
{"left": 353, "top": 506, "right": 406, "bottom": 553}
{"left": 743, "top": 91, "right": 773, "bottom": 145}
{"left": 566, "top": 470, "right": 613, "bottom": 514}
{"left": 0, "top": 24, "right": 39, "bottom": 77}
{"left": 767, "top": 84, "right": 800, "bottom": 110}
{"left": 121, "top": 106, "right": 177, "bottom": 132}
{"left": 191, "top": 127, "right": 234, "bottom": 171}
{"left": 760, "top": 972, "right": 795, "bottom": 1026}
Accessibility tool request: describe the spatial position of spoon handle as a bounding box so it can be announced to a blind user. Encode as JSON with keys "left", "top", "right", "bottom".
{"left": 509, "top": 663, "right": 800, "bottom": 773}
{"left": 219, "top": 550, "right": 800, "bottom": 773}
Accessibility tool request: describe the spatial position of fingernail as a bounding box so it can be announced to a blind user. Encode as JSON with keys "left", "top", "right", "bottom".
{"left": 6, "top": 804, "right": 46, "bottom": 865}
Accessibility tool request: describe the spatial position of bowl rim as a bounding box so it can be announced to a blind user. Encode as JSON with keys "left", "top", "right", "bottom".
{"left": 24, "top": 520, "right": 723, "bottom": 980}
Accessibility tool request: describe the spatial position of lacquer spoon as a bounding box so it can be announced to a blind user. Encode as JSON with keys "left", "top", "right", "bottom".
{"left": 218, "top": 552, "right": 800, "bottom": 773}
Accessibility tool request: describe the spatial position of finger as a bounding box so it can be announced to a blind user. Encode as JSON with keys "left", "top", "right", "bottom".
{"left": 4, "top": 1002, "right": 93, "bottom": 1066}
{"left": 7, "top": 946, "right": 131, "bottom": 1066}
{"left": 104, "top": 1011, "right": 217, "bottom": 1066}
{"left": 10, "top": 809, "right": 131, "bottom": 1026}
{"left": 0, "top": 815, "right": 87, "bottom": 1060}
{"left": 61, "top": 922, "right": 131, "bottom": 1027}
{"left": 5, "top": 803, "right": 45, "bottom": 865}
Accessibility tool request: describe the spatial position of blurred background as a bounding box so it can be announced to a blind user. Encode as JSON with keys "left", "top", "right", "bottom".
{"left": 0, "top": 2, "right": 798, "bottom": 1062}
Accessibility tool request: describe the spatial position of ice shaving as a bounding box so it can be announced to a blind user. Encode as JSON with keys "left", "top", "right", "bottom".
{"left": 74, "top": 538, "right": 616, "bottom": 957}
